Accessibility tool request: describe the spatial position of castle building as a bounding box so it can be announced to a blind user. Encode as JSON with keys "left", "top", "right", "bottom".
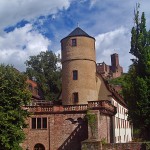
{"left": 22, "top": 27, "right": 132, "bottom": 150}
{"left": 97, "top": 53, "right": 123, "bottom": 79}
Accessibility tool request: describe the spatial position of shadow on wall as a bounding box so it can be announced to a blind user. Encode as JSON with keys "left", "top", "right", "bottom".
{"left": 58, "top": 119, "right": 88, "bottom": 150}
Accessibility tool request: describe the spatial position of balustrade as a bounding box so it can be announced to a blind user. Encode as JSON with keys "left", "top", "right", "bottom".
{"left": 88, "top": 100, "right": 116, "bottom": 114}
{"left": 22, "top": 100, "right": 116, "bottom": 115}
{"left": 63, "top": 105, "right": 88, "bottom": 112}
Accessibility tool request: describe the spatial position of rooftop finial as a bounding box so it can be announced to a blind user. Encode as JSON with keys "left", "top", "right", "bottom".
{"left": 77, "top": 22, "right": 79, "bottom": 27}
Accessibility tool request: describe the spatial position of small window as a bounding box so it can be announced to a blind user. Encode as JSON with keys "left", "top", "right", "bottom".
{"left": 73, "top": 70, "right": 78, "bottom": 80}
{"left": 32, "top": 118, "right": 36, "bottom": 129}
{"left": 31, "top": 118, "right": 47, "bottom": 129}
{"left": 73, "top": 92, "right": 78, "bottom": 103}
{"left": 43, "top": 118, "right": 47, "bottom": 129}
{"left": 37, "top": 118, "right": 41, "bottom": 129}
{"left": 72, "top": 39, "right": 77, "bottom": 46}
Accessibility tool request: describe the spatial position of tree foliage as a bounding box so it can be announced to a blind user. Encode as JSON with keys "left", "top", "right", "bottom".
{"left": 108, "top": 74, "right": 126, "bottom": 95}
{"left": 123, "top": 5, "right": 150, "bottom": 140}
{"left": 25, "top": 51, "right": 61, "bottom": 101}
{"left": 108, "top": 74, "right": 126, "bottom": 86}
{"left": 0, "top": 65, "right": 31, "bottom": 150}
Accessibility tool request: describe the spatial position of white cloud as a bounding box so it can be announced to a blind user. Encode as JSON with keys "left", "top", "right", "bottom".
{"left": 0, "top": 0, "right": 150, "bottom": 73}
{"left": 0, "top": 24, "right": 50, "bottom": 71}
{"left": 95, "top": 26, "right": 133, "bottom": 72}
{"left": 0, "top": 0, "right": 71, "bottom": 32}
{"left": 55, "top": 49, "right": 62, "bottom": 69}
{"left": 89, "top": 0, "right": 97, "bottom": 8}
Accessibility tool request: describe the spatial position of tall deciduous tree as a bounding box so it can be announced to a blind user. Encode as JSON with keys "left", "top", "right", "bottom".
{"left": 25, "top": 51, "right": 61, "bottom": 101}
{"left": 0, "top": 65, "right": 31, "bottom": 150}
{"left": 123, "top": 5, "right": 150, "bottom": 140}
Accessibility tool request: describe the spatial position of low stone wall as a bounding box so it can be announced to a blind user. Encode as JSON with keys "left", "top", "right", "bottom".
{"left": 81, "top": 141, "right": 150, "bottom": 150}
{"left": 103, "top": 142, "right": 150, "bottom": 150}
{"left": 82, "top": 139, "right": 102, "bottom": 150}
{"left": 103, "top": 143, "right": 140, "bottom": 150}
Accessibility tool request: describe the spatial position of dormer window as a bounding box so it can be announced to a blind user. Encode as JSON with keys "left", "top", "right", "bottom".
{"left": 72, "top": 39, "right": 77, "bottom": 46}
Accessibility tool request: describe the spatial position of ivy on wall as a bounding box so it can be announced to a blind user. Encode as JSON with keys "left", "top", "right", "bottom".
{"left": 86, "top": 110, "right": 97, "bottom": 138}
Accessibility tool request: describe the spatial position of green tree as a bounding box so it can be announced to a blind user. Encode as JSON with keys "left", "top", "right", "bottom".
{"left": 0, "top": 65, "right": 31, "bottom": 150}
{"left": 123, "top": 5, "right": 150, "bottom": 140}
{"left": 25, "top": 51, "right": 61, "bottom": 101}
{"left": 108, "top": 74, "right": 126, "bottom": 95}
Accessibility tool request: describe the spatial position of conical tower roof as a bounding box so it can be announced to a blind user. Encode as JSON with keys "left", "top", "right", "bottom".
{"left": 61, "top": 27, "right": 95, "bottom": 41}
{"left": 68, "top": 27, "right": 90, "bottom": 37}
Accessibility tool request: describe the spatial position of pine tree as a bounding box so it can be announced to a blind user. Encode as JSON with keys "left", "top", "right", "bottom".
{"left": 123, "top": 5, "right": 150, "bottom": 140}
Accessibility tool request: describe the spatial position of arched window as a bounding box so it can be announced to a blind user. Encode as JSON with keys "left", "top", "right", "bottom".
{"left": 34, "top": 143, "right": 45, "bottom": 150}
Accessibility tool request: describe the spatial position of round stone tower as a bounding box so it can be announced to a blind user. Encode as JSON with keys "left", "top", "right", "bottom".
{"left": 61, "top": 27, "right": 98, "bottom": 105}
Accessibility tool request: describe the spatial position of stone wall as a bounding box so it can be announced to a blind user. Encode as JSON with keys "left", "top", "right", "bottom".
{"left": 82, "top": 140, "right": 102, "bottom": 150}
{"left": 81, "top": 142, "right": 150, "bottom": 150}
{"left": 22, "top": 102, "right": 116, "bottom": 150}
{"left": 102, "top": 142, "right": 150, "bottom": 150}
{"left": 22, "top": 113, "right": 88, "bottom": 150}
{"left": 99, "top": 114, "right": 111, "bottom": 143}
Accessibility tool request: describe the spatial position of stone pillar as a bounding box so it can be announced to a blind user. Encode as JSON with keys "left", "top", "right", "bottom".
{"left": 82, "top": 110, "right": 102, "bottom": 150}
{"left": 86, "top": 110, "right": 100, "bottom": 139}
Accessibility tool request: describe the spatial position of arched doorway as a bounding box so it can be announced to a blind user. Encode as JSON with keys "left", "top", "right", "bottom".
{"left": 34, "top": 143, "right": 45, "bottom": 150}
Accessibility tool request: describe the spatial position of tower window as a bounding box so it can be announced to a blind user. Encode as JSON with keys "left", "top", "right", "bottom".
{"left": 73, "top": 92, "right": 78, "bottom": 103}
{"left": 72, "top": 39, "right": 77, "bottom": 46}
{"left": 73, "top": 70, "right": 78, "bottom": 80}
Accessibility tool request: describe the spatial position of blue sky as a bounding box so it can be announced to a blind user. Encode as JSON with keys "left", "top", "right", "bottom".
{"left": 0, "top": 0, "right": 150, "bottom": 72}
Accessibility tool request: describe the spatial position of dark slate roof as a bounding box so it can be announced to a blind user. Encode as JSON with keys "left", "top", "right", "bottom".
{"left": 68, "top": 27, "right": 89, "bottom": 37}
{"left": 61, "top": 27, "right": 95, "bottom": 41}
